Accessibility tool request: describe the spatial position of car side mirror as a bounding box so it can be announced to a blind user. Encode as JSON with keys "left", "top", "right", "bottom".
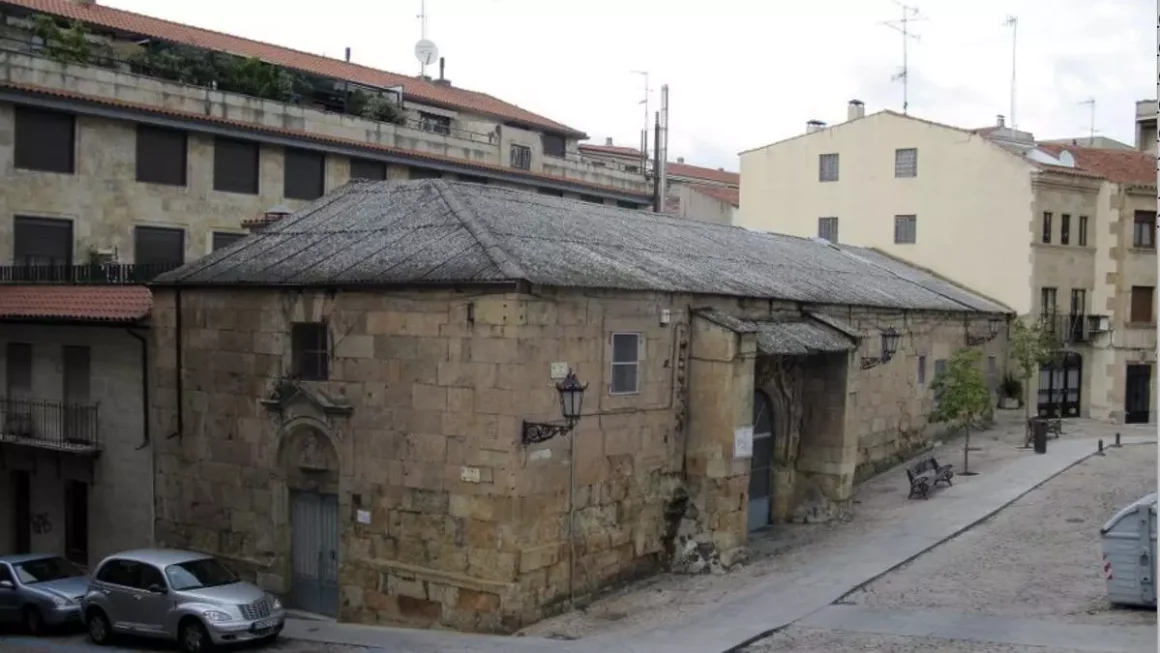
{"left": 147, "top": 584, "right": 167, "bottom": 594}
{"left": 0, "top": 580, "right": 13, "bottom": 590}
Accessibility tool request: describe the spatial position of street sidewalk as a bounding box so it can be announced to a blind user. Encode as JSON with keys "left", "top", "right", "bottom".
{"left": 281, "top": 424, "right": 1157, "bottom": 653}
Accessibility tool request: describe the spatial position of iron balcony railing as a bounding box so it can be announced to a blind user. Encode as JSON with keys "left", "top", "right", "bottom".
{"left": 0, "top": 262, "right": 181, "bottom": 284}
{"left": 1042, "top": 313, "right": 1110, "bottom": 344}
{"left": 0, "top": 397, "right": 100, "bottom": 453}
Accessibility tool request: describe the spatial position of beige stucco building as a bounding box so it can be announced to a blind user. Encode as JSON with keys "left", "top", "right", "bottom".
{"left": 738, "top": 102, "right": 1157, "bottom": 424}
{"left": 147, "top": 179, "right": 1008, "bottom": 631}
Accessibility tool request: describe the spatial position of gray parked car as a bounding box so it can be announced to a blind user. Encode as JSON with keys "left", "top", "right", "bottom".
{"left": 0, "top": 553, "right": 90, "bottom": 634}
{"left": 82, "top": 549, "right": 284, "bottom": 653}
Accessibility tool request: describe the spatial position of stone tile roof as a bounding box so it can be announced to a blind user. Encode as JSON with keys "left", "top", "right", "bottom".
{"left": 0, "top": 285, "right": 152, "bottom": 322}
{"left": 578, "top": 144, "right": 740, "bottom": 186}
{"left": 0, "top": 81, "right": 650, "bottom": 201}
{"left": 1037, "top": 144, "right": 1155, "bottom": 185}
{"left": 693, "top": 309, "right": 856, "bottom": 355}
{"left": 155, "top": 179, "right": 1010, "bottom": 314}
{"left": 3, "top": 0, "right": 585, "bottom": 137}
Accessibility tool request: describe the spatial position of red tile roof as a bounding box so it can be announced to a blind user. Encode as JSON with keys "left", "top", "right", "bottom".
{"left": 1, "top": 81, "right": 651, "bottom": 199}
{"left": 0, "top": 286, "right": 152, "bottom": 322}
{"left": 1037, "top": 144, "right": 1155, "bottom": 185}
{"left": 687, "top": 183, "right": 740, "bottom": 207}
{"left": 578, "top": 144, "right": 740, "bottom": 186}
{"left": 3, "top": 0, "right": 585, "bottom": 137}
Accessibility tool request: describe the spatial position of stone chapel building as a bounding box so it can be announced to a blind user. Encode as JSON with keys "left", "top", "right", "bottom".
{"left": 148, "top": 179, "right": 1010, "bottom": 632}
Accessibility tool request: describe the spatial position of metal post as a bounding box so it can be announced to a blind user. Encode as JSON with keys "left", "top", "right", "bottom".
{"left": 1097, "top": 439, "right": 1105, "bottom": 455}
{"left": 652, "top": 113, "right": 662, "bottom": 212}
{"left": 1114, "top": 432, "right": 1122, "bottom": 447}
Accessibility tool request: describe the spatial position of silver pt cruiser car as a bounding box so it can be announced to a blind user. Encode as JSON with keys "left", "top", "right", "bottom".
{"left": 0, "top": 554, "right": 90, "bottom": 633}
{"left": 82, "top": 549, "right": 284, "bottom": 653}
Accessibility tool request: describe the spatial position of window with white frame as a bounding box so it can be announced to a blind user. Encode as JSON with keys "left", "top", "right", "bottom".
{"left": 894, "top": 148, "right": 917, "bottom": 177}
{"left": 894, "top": 215, "right": 917, "bottom": 244}
{"left": 610, "top": 333, "right": 641, "bottom": 394}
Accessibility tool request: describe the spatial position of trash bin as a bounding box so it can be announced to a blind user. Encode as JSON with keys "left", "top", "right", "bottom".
{"left": 1032, "top": 419, "right": 1048, "bottom": 454}
{"left": 1100, "top": 492, "right": 1157, "bottom": 608}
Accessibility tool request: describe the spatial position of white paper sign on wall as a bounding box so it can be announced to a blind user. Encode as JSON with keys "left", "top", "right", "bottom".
{"left": 550, "top": 362, "right": 570, "bottom": 379}
{"left": 733, "top": 426, "right": 754, "bottom": 459}
{"left": 356, "top": 509, "right": 371, "bottom": 525}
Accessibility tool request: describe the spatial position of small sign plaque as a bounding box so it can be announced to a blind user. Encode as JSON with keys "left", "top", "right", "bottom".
{"left": 550, "top": 362, "right": 569, "bottom": 379}
{"left": 733, "top": 426, "right": 754, "bottom": 459}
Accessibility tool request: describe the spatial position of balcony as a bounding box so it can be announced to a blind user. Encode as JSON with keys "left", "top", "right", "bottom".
{"left": 1045, "top": 313, "right": 1110, "bottom": 344}
{"left": 0, "top": 263, "right": 182, "bottom": 284}
{"left": 0, "top": 397, "right": 100, "bottom": 455}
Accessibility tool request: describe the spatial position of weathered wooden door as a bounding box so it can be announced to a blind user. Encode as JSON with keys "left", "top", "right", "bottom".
{"left": 290, "top": 490, "right": 339, "bottom": 616}
{"left": 1125, "top": 364, "right": 1153, "bottom": 424}
{"left": 748, "top": 390, "right": 775, "bottom": 532}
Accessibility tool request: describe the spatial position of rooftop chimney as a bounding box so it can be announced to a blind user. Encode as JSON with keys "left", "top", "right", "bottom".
{"left": 70, "top": 0, "right": 96, "bottom": 5}
{"left": 677, "top": 157, "right": 684, "bottom": 163}
{"left": 806, "top": 120, "right": 826, "bottom": 134}
{"left": 605, "top": 137, "right": 613, "bottom": 146}
{"left": 996, "top": 114, "right": 1006, "bottom": 128}
{"left": 433, "top": 57, "right": 451, "bottom": 86}
{"left": 848, "top": 99, "right": 865, "bottom": 121}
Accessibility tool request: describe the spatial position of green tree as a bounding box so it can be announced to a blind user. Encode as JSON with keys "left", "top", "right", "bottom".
{"left": 931, "top": 347, "right": 992, "bottom": 475}
{"left": 1008, "top": 317, "right": 1059, "bottom": 422}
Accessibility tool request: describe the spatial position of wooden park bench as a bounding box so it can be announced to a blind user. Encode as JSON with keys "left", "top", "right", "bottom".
{"left": 1024, "top": 417, "right": 1063, "bottom": 447}
{"left": 905, "top": 457, "right": 955, "bottom": 500}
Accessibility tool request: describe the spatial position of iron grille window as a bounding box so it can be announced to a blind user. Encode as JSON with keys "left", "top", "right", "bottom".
{"left": 818, "top": 216, "right": 839, "bottom": 242}
{"left": 284, "top": 148, "right": 325, "bottom": 200}
{"left": 616, "top": 200, "right": 639, "bottom": 209}
{"left": 134, "top": 226, "right": 185, "bottom": 267}
{"left": 894, "top": 148, "right": 917, "bottom": 177}
{"left": 213, "top": 137, "right": 260, "bottom": 194}
{"left": 1078, "top": 215, "right": 1089, "bottom": 246}
{"left": 538, "top": 188, "right": 564, "bottom": 197}
{"left": 212, "top": 231, "right": 245, "bottom": 252}
{"left": 1060, "top": 214, "right": 1071, "bottom": 245}
{"left": 933, "top": 359, "right": 948, "bottom": 405}
{"left": 349, "top": 158, "right": 387, "bottom": 181}
{"left": 1070, "top": 288, "right": 1086, "bottom": 314}
{"left": 409, "top": 167, "right": 442, "bottom": 180}
{"left": 542, "top": 133, "right": 566, "bottom": 158}
{"left": 1041, "top": 212, "right": 1052, "bottom": 244}
{"left": 14, "top": 106, "right": 75, "bottom": 173}
{"left": 1130, "top": 286, "right": 1155, "bottom": 324}
{"left": 1133, "top": 211, "right": 1156, "bottom": 248}
{"left": 818, "top": 153, "right": 839, "bottom": 182}
{"left": 135, "top": 125, "right": 187, "bottom": 186}
{"left": 292, "top": 322, "right": 330, "bottom": 381}
{"left": 893, "top": 215, "right": 917, "bottom": 244}
{"left": 510, "top": 144, "right": 532, "bottom": 170}
{"left": 13, "top": 216, "right": 72, "bottom": 267}
{"left": 419, "top": 112, "right": 451, "bottom": 136}
{"left": 581, "top": 195, "right": 604, "bottom": 204}
{"left": 1040, "top": 287, "right": 1058, "bottom": 317}
{"left": 610, "top": 333, "right": 641, "bottom": 394}
{"left": 917, "top": 355, "right": 927, "bottom": 385}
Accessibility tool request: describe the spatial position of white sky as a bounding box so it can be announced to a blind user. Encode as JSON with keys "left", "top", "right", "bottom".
{"left": 105, "top": 0, "right": 1154, "bottom": 172}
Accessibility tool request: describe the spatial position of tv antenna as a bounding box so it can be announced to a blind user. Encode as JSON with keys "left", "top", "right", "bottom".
{"left": 881, "top": 2, "right": 924, "bottom": 115}
{"left": 1078, "top": 97, "right": 1096, "bottom": 146}
{"left": 414, "top": 0, "right": 439, "bottom": 78}
{"left": 1003, "top": 16, "right": 1018, "bottom": 132}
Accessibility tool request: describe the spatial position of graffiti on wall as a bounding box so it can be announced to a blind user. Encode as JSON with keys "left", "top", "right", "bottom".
{"left": 30, "top": 513, "right": 52, "bottom": 534}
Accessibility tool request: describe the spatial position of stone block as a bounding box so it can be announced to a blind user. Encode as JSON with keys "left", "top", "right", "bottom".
{"left": 449, "top": 494, "right": 514, "bottom": 522}
{"left": 456, "top": 588, "right": 501, "bottom": 614}
{"left": 436, "top": 361, "right": 497, "bottom": 388}
{"left": 405, "top": 433, "right": 448, "bottom": 463}
{"left": 473, "top": 298, "right": 526, "bottom": 326}
{"left": 412, "top": 384, "right": 447, "bottom": 411}
{"left": 335, "top": 334, "right": 375, "bottom": 359}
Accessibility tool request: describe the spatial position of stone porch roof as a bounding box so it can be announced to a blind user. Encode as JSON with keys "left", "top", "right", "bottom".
{"left": 155, "top": 179, "right": 1011, "bottom": 315}
{"left": 693, "top": 309, "right": 857, "bottom": 355}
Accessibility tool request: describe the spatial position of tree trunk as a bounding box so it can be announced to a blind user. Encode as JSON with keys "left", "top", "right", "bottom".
{"left": 962, "top": 424, "right": 971, "bottom": 474}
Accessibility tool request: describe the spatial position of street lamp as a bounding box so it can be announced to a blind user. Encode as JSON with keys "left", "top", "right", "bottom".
{"left": 522, "top": 371, "right": 588, "bottom": 445}
{"left": 861, "top": 327, "right": 902, "bottom": 370}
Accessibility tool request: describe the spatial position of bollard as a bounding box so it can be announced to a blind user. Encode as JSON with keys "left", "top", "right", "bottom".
{"left": 1114, "top": 432, "right": 1122, "bottom": 448}
{"left": 1097, "top": 439, "right": 1105, "bottom": 456}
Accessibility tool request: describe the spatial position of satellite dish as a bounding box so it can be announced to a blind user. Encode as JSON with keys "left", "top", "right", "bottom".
{"left": 1057, "top": 150, "right": 1076, "bottom": 168}
{"left": 414, "top": 39, "right": 439, "bottom": 66}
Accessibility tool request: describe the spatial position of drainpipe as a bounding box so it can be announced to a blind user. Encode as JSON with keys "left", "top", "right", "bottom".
{"left": 126, "top": 329, "right": 150, "bottom": 450}
{"left": 166, "top": 288, "right": 184, "bottom": 440}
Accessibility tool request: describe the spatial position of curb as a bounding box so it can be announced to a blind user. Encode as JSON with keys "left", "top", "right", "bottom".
{"left": 719, "top": 440, "right": 1154, "bottom": 653}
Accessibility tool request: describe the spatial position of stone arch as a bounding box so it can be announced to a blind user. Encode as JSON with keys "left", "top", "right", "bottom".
{"left": 275, "top": 416, "right": 342, "bottom": 494}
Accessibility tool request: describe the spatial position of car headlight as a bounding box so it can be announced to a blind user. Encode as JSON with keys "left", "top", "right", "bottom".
{"left": 203, "top": 610, "right": 233, "bottom": 623}
{"left": 271, "top": 598, "right": 282, "bottom": 610}
{"left": 51, "top": 595, "right": 71, "bottom": 607}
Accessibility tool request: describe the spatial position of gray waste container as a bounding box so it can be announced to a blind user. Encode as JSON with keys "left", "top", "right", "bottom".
{"left": 1100, "top": 492, "right": 1157, "bottom": 607}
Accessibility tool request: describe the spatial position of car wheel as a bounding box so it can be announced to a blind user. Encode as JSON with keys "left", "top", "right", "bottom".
{"left": 178, "top": 618, "right": 216, "bottom": 653}
{"left": 86, "top": 609, "right": 112, "bottom": 646}
{"left": 22, "top": 605, "right": 43, "bottom": 635}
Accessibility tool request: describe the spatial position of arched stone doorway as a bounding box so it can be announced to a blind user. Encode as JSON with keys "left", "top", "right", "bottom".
{"left": 1038, "top": 352, "right": 1082, "bottom": 418}
{"left": 748, "top": 389, "right": 775, "bottom": 532}
{"left": 277, "top": 420, "right": 341, "bottom": 617}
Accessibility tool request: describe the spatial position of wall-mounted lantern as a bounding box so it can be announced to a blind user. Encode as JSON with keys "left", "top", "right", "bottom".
{"left": 860, "top": 327, "right": 901, "bottom": 370}
{"left": 966, "top": 317, "right": 1003, "bottom": 346}
{"left": 521, "top": 371, "right": 588, "bottom": 445}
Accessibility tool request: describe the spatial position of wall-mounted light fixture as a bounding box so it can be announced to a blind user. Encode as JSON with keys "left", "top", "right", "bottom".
{"left": 859, "top": 327, "right": 902, "bottom": 370}
{"left": 965, "top": 317, "right": 1003, "bottom": 346}
{"left": 521, "top": 371, "right": 588, "bottom": 445}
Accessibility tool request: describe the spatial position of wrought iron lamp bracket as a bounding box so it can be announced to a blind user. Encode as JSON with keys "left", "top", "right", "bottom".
{"left": 520, "top": 420, "right": 575, "bottom": 445}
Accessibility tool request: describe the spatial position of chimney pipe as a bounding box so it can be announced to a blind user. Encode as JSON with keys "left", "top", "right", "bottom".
{"left": 806, "top": 120, "right": 826, "bottom": 134}
{"left": 345, "top": 47, "right": 351, "bottom": 62}
{"left": 439, "top": 57, "right": 445, "bottom": 80}
{"left": 847, "top": 99, "right": 865, "bottom": 121}
{"left": 677, "top": 157, "right": 684, "bottom": 163}
{"left": 432, "top": 57, "right": 451, "bottom": 86}
{"left": 996, "top": 114, "right": 1006, "bottom": 128}
{"left": 605, "top": 137, "right": 613, "bottom": 146}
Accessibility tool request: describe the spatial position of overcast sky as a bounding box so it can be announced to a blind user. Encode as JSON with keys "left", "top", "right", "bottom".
{"left": 106, "top": 0, "right": 1153, "bottom": 171}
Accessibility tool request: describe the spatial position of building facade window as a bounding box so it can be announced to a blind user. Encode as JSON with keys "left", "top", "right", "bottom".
{"left": 917, "top": 355, "right": 927, "bottom": 385}
{"left": 64, "top": 480, "right": 88, "bottom": 565}
{"left": 1130, "top": 286, "right": 1155, "bottom": 324}
{"left": 616, "top": 200, "right": 639, "bottom": 210}
{"left": 135, "top": 125, "right": 187, "bottom": 186}
{"left": 213, "top": 137, "right": 260, "bottom": 194}
{"left": 894, "top": 148, "right": 917, "bottom": 177}
{"left": 284, "top": 148, "right": 325, "bottom": 200}
{"left": 134, "top": 226, "right": 185, "bottom": 267}
{"left": 933, "top": 358, "right": 948, "bottom": 405}
{"left": 1040, "top": 287, "right": 1058, "bottom": 316}
{"left": 510, "top": 144, "right": 532, "bottom": 170}
{"left": 409, "top": 167, "right": 443, "bottom": 180}
{"left": 14, "top": 106, "right": 75, "bottom": 174}
{"left": 893, "top": 215, "right": 917, "bottom": 244}
{"left": 457, "top": 175, "right": 488, "bottom": 185}
{"left": 1133, "top": 211, "right": 1156, "bottom": 248}
{"left": 581, "top": 195, "right": 604, "bottom": 204}
{"left": 817, "top": 216, "right": 839, "bottom": 242}
{"left": 542, "top": 133, "right": 566, "bottom": 158}
{"left": 1060, "top": 214, "right": 1071, "bottom": 245}
{"left": 212, "top": 231, "right": 246, "bottom": 252}
{"left": 292, "top": 322, "right": 330, "bottom": 381}
{"left": 1042, "top": 212, "right": 1052, "bottom": 244}
{"left": 418, "top": 112, "right": 451, "bottom": 136}
{"left": 349, "top": 158, "right": 387, "bottom": 181}
{"left": 5, "top": 343, "right": 32, "bottom": 397}
{"left": 1070, "top": 289, "right": 1087, "bottom": 315}
{"left": 818, "top": 153, "right": 839, "bottom": 182}
{"left": 1078, "top": 215, "right": 1089, "bottom": 246}
{"left": 14, "top": 216, "right": 72, "bottom": 267}
{"left": 610, "top": 333, "right": 641, "bottom": 394}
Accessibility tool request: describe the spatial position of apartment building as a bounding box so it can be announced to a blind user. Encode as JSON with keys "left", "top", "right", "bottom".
{"left": 579, "top": 140, "right": 740, "bottom": 224}
{"left": 738, "top": 101, "right": 1157, "bottom": 424}
{"left": 0, "top": 0, "right": 650, "bottom": 563}
{"left": 1136, "top": 99, "right": 1156, "bottom": 154}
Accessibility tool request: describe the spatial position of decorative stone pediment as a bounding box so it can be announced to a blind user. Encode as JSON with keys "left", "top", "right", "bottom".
{"left": 260, "top": 379, "right": 353, "bottom": 419}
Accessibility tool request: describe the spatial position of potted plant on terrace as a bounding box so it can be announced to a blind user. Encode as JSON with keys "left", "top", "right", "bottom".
{"left": 999, "top": 373, "right": 1022, "bottom": 409}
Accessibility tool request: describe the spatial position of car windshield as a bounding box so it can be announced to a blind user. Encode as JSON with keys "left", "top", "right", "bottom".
{"left": 164, "top": 558, "right": 239, "bottom": 591}
{"left": 14, "top": 557, "right": 85, "bottom": 585}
